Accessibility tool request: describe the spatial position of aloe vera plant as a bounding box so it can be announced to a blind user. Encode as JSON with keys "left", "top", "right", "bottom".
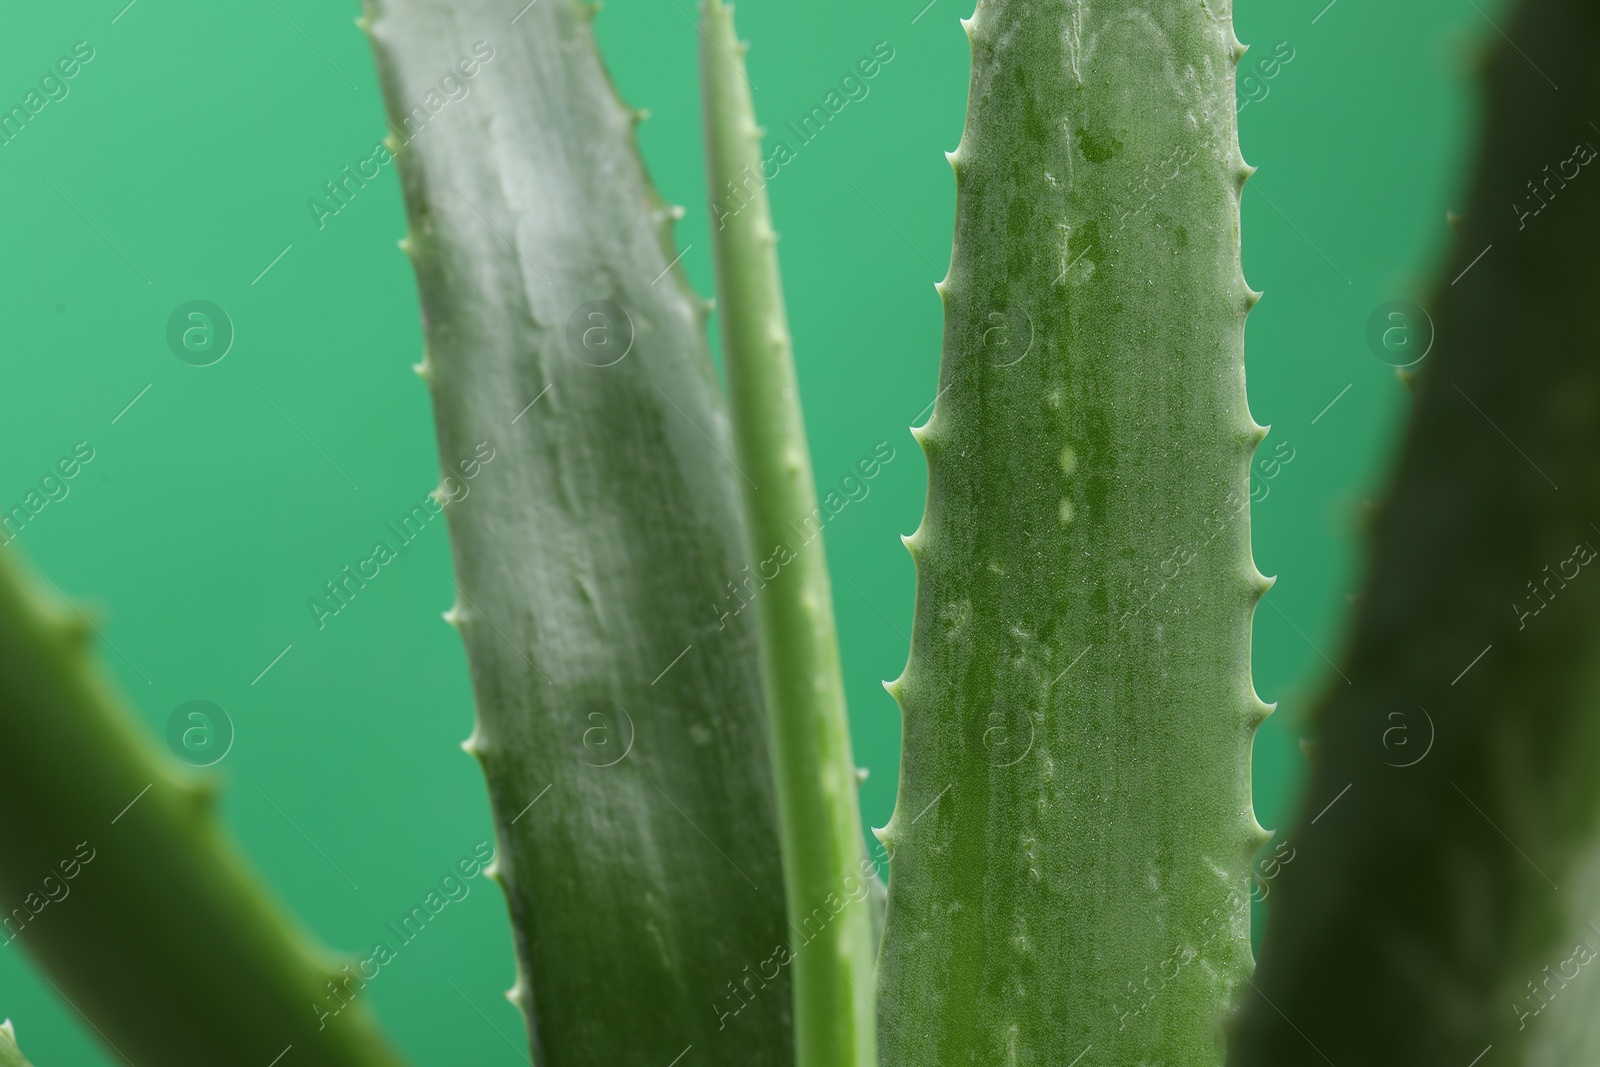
{"left": 5, "top": 0, "right": 1598, "bottom": 1064}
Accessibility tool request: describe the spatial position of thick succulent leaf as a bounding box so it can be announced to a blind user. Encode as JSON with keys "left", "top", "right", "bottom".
{"left": 361, "top": 2, "right": 793, "bottom": 1064}
{"left": 1233, "top": 1, "right": 1600, "bottom": 1064}
{"left": 0, "top": 550, "right": 407, "bottom": 1067}
{"left": 876, "top": 1, "right": 1266, "bottom": 1064}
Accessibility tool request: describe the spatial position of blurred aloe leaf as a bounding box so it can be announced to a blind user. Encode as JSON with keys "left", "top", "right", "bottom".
{"left": 0, "top": 550, "right": 408, "bottom": 1066}
{"left": 1232, "top": 0, "right": 1600, "bottom": 1064}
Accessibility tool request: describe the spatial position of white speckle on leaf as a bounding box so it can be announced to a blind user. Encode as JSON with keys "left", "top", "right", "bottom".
{"left": 940, "top": 597, "right": 971, "bottom": 638}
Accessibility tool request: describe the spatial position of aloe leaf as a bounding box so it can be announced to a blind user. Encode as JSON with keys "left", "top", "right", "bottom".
{"left": 0, "top": 1021, "right": 35, "bottom": 1067}
{"left": 699, "top": 3, "right": 880, "bottom": 1065}
{"left": 0, "top": 550, "right": 407, "bottom": 1067}
{"left": 361, "top": 2, "right": 793, "bottom": 1064}
{"left": 1233, "top": 0, "right": 1600, "bottom": 1063}
{"left": 875, "top": 1, "right": 1266, "bottom": 1064}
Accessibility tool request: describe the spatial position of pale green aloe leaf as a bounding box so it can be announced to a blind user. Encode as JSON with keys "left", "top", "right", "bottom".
{"left": 361, "top": 2, "right": 793, "bottom": 1064}
{"left": 699, "top": 2, "right": 881, "bottom": 1065}
{"left": 876, "top": 1, "right": 1266, "bottom": 1064}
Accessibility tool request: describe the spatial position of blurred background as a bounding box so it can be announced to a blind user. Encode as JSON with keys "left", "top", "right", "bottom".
{"left": 0, "top": 0, "right": 1493, "bottom": 1061}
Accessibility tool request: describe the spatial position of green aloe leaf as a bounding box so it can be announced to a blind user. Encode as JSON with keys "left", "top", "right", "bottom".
{"left": 876, "top": 1, "right": 1266, "bottom": 1064}
{"left": 0, "top": 550, "right": 407, "bottom": 1067}
{"left": 699, "top": 2, "right": 881, "bottom": 1065}
{"left": 361, "top": 2, "right": 793, "bottom": 1064}
{"left": 1234, "top": 0, "right": 1600, "bottom": 1063}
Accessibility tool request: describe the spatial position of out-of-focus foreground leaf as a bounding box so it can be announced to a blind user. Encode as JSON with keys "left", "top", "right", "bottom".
{"left": 1234, "top": 1, "right": 1600, "bottom": 1063}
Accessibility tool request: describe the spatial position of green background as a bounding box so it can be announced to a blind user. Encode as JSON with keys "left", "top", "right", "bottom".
{"left": 0, "top": 0, "right": 1491, "bottom": 1061}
